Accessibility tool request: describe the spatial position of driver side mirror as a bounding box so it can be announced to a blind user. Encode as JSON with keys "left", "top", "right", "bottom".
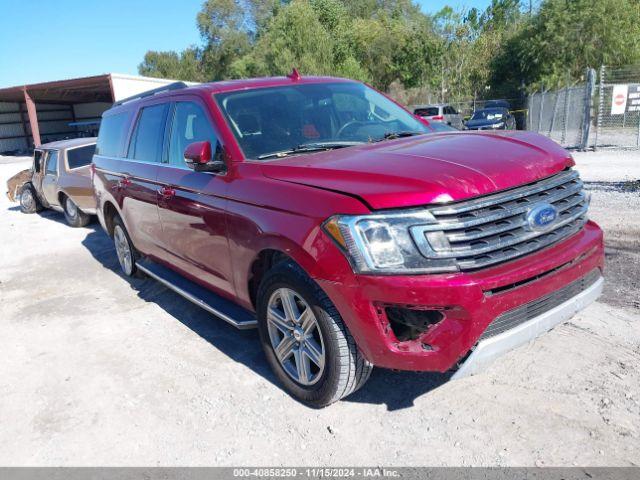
{"left": 184, "top": 141, "right": 226, "bottom": 173}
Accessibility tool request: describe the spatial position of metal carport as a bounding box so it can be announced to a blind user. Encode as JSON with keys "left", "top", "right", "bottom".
{"left": 0, "top": 74, "right": 186, "bottom": 153}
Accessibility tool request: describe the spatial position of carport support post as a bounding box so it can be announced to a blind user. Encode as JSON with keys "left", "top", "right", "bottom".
{"left": 23, "top": 88, "right": 41, "bottom": 148}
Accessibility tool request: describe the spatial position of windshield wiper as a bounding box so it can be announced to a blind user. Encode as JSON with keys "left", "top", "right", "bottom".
{"left": 376, "top": 131, "right": 424, "bottom": 142}
{"left": 257, "top": 141, "right": 363, "bottom": 160}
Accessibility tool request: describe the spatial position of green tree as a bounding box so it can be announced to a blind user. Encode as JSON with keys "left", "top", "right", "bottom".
{"left": 137, "top": 0, "right": 640, "bottom": 104}
{"left": 496, "top": 0, "right": 640, "bottom": 91}
{"left": 231, "top": 0, "right": 334, "bottom": 76}
{"left": 138, "top": 47, "right": 206, "bottom": 81}
{"left": 197, "top": 0, "right": 284, "bottom": 80}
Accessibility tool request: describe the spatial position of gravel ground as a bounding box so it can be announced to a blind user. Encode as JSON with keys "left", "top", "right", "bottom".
{"left": 0, "top": 152, "right": 639, "bottom": 466}
{"left": 573, "top": 151, "right": 640, "bottom": 311}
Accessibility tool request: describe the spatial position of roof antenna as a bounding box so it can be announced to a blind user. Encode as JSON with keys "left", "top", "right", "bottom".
{"left": 287, "top": 68, "right": 301, "bottom": 81}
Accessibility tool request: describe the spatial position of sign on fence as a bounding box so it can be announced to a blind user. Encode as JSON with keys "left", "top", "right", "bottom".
{"left": 611, "top": 85, "right": 628, "bottom": 115}
{"left": 628, "top": 85, "right": 640, "bottom": 112}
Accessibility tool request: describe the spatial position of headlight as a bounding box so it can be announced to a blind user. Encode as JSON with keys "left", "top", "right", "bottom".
{"left": 323, "top": 211, "right": 459, "bottom": 275}
{"left": 490, "top": 122, "right": 505, "bottom": 129}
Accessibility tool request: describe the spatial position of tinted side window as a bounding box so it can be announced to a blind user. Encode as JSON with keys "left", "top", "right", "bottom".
{"left": 96, "top": 112, "right": 131, "bottom": 157}
{"left": 45, "top": 151, "right": 58, "bottom": 175}
{"left": 128, "top": 104, "right": 169, "bottom": 162}
{"left": 67, "top": 145, "right": 96, "bottom": 169}
{"left": 168, "top": 102, "right": 216, "bottom": 168}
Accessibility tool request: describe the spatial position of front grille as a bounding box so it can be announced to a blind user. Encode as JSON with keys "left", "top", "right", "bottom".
{"left": 479, "top": 269, "right": 601, "bottom": 341}
{"left": 411, "top": 170, "right": 588, "bottom": 270}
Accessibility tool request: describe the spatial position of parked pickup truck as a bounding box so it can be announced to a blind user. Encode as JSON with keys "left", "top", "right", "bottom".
{"left": 9, "top": 137, "right": 97, "bottom": 227}
{"left": 92, "top": 74, "right": 604, "bottom": 407}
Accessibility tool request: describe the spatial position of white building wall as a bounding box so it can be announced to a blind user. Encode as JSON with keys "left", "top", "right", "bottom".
{"left": 110, "top": 74, "right": 197, "bottom": 102}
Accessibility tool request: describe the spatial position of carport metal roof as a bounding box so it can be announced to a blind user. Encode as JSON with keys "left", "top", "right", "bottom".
{"left": 0, "top": 74, "right": 114, "bottom": 104}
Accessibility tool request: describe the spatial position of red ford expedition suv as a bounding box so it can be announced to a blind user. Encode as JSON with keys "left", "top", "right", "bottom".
{"left": 92, "top": 75, "right": 604, "bottom": 407}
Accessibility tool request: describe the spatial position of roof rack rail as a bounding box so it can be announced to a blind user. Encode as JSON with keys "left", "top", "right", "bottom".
{"left": 113, "top": 81, "right": 188, "bottom": 106}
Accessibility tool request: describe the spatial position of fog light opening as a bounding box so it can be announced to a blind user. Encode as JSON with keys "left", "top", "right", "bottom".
{"left": 385, "top": 306, "right": 445, "bottom": 342}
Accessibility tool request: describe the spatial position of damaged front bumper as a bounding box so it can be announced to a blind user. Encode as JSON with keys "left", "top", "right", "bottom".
{"left": 317, "top": 221, "right": 605, "bottom": 373}
{"left": 452, "top": 272, "right": 603, "bottom": 379}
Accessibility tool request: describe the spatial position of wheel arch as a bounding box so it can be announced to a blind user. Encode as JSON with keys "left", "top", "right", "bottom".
{"left": 247, "top": 248, "right": 301, "bottom": 310}
{"left": 57, "top": 189, "right": 68, "bottom": 206}
{"left": 243, "top": 230, "right": 352, "bottom": 311}
{"left": 102, "top": 200, "right": 119, "bottom": 237}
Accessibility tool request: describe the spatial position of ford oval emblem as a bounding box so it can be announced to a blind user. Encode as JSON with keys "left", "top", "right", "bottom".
{"left": 526, "top": 203, "right": 558, "bottom": 231}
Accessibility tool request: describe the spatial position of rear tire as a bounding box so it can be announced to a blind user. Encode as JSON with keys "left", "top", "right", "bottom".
{"left": 112, "top": 215, "right": 142, "bottom": 278}
{"left": 18, "top": 183, "right": 42, "bottom": 214}
{"left": 256, "top": 261, "right": 372, "bottom": 407}
{"left": 63, "top": 195, "right": 91, "bottom": 228}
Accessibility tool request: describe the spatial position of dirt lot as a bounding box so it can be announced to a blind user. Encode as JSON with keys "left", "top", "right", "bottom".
{"left": 0, "top": 151, "right": 639, "bottom": 466}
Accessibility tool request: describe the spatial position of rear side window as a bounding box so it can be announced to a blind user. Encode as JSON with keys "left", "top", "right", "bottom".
{"left": 128, "top": 104, "right": 169, "bottom": 162}
{"left": 67, "top": 145, "right": 96, "bottom": 169}
{"left": 444, "top": 106, "right": 458, "bottom": 115}
{"left": 414, "top": 107, "right": 439, "bottom": 116}
{"left": 45, "top": 151, "right": 58, "bottom": 175}
{"left": 96, "top": 112, "right": 131, "bottom": 157}
{"left": 168, "top": 102, "right": 217, "bottom": 168}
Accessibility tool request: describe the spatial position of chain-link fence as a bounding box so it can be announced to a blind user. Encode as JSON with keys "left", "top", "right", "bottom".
{"left": 527, "top": 65, "right": 640, "bottom": 150}
{"left": 593, "top": 65, "right": 640, "bottom": 149}
{"left": 526, "top": 69, "right": 595, "bottom": 150}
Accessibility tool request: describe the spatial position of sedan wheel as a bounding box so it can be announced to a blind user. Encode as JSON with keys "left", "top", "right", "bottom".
{"left": 65, "top": 197, "right": 78, "bottom": 219}
{"left": 20, "top": 188, "right": 34, "bottom": 211}
{"left": 266, "top": 287, "right": 326, "bottom": 386}
{"left": 63, "top": 195, "right": 91, "bottom": 227}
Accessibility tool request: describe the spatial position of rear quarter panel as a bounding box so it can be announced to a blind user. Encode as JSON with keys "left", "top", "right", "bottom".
{"left": 58, "top": 161, "right": 96, "bottom": 213}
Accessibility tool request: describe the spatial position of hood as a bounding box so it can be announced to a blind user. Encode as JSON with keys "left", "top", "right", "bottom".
{"left": 465, "top": 117, "right": 504, "bottom": 128}
{"left": 259, "top": 131, "right": 574, "bottom": 210}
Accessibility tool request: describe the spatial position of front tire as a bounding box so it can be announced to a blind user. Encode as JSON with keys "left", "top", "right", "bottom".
{"left": 112, "top": 216, "right": 141, "bottom": 277}
{"left": 19, "top": 183, "right": 42, "bottom": 214}
{"left": 63, "top": 195, "right": 91, "bottom": 227}
{"left": 257, "top": 262, "right": 372, "bottom": 407}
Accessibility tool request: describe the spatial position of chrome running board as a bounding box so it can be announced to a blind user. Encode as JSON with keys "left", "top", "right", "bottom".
{"left": 136, "top": 260, "right": 258, "bottom": 330}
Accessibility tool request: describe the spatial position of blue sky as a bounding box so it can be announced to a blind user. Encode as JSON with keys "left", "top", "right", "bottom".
{"left": 0, "top": 0, "right": 491, "bottom": 88}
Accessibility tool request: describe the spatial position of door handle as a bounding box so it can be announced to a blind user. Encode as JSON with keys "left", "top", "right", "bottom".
{"left": 114, "top": 177, "right": 131, "bottom": 190}
{"left": 158, "top": 186, "right": 176, "bottom": 199}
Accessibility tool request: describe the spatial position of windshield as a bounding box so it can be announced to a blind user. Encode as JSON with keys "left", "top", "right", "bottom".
{"left": 471, "top": 109, "right": 506, "bottom": 121}
{"left": 215, "top": 82, "right": 429, "bottom": 160}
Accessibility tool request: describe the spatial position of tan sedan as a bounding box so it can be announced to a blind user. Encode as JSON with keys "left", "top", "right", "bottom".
{"left": 7, "top": 137, "right": 97, "bottom": 227}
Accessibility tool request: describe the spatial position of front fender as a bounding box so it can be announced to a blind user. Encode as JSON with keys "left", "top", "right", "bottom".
{"left": 227, "top": 207, "right": 354, "bottom": 310}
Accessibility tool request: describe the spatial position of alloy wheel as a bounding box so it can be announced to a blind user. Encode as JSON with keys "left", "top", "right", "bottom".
{"left": 266, "top": 288, "right": 325, "bottom": 386}
{"left": 114, "top": 225, "right": 133, "bottom": 275}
